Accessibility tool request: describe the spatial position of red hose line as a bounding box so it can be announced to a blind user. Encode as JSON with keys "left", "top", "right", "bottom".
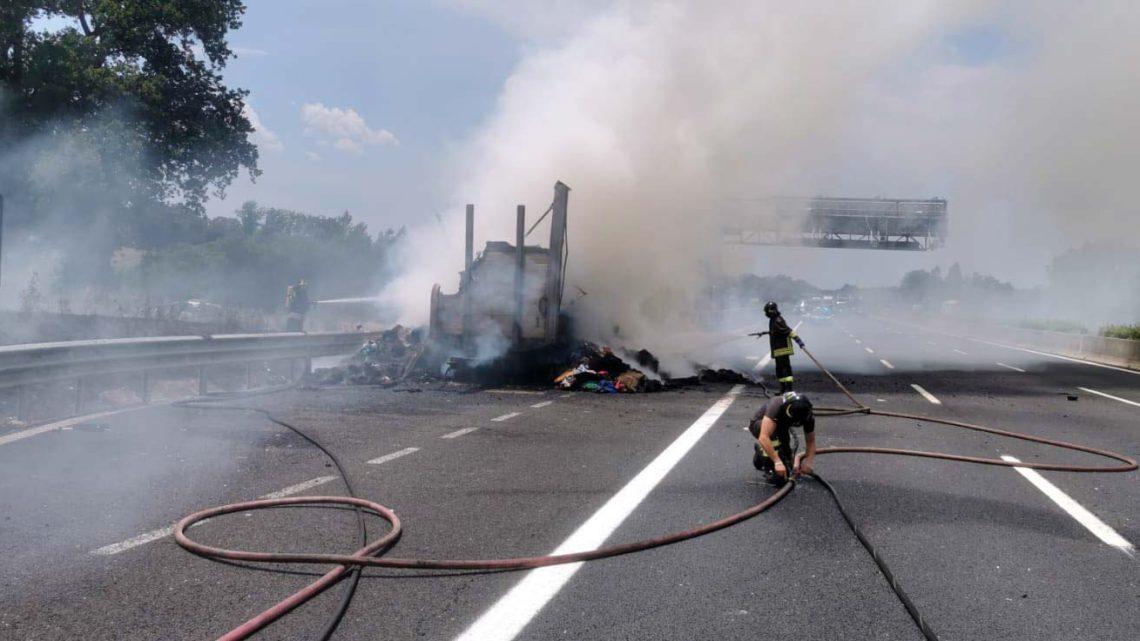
{"left": 176, "top": 345, "right": 1136, "bottom": 640}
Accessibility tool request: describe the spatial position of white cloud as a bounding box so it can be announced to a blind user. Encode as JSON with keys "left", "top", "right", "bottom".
{"left": 243, "top": 104, "right": 284, "bottom": 153}
{"left": 300, "top": 102, "right": 398, "bottom": 153}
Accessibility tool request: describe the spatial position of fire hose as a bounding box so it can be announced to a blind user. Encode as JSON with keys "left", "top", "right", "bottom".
{"left": 174, "top": 346, "right": 1136, "bottom": 641}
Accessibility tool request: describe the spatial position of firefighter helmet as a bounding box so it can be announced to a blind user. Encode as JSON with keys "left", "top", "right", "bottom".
{"left": 783, "top": 392, "right": 813, "bottom": 423}
{"left": 763, "top": 301, "right": 779, "bottom": 317}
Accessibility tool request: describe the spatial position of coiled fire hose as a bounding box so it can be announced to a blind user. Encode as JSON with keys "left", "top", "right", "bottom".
{"left": 175, "top": 347, "right": 1136, "bottom": 641}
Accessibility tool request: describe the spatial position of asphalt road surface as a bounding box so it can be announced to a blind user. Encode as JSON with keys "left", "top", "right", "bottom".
{"left": 1, "top": 315, "right": 1136, "bottom": 640}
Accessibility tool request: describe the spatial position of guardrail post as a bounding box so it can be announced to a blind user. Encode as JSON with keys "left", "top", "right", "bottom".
{"left": 141, "top": 372, "right": 150, "bottom": 404}
{"left": 198, "top": 366, "right": 207, "bottom": 396}
{"left": 303, "top": 356, "right": 312, "bottom": 377}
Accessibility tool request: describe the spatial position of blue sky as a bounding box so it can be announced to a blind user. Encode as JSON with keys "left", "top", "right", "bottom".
{"left": 208, "top": 1, "right": 523, "bottom": 229}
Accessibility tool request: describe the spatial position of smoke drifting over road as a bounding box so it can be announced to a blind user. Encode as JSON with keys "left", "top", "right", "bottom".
{"left": 384, "top": 1, "right": 1140, "bottom": 358}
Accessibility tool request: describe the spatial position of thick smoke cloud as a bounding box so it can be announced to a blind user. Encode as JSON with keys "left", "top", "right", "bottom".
{"left": 386, "top": 1, "right": 1139, "bottom": 357}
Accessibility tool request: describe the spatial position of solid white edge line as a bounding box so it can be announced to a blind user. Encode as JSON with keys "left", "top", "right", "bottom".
{"left": 453, "top": 384, "right": 746, "bottom": 641}
{"left": 0, "top": 405, "right": 153, "bottom": 447}
{"left": 966, "top": 338, "right": 1140, "bottom": 376}
{"left": 879, "top": 359, "right": 894, "bottom": 370}
{"left": 366, "top": 446, "right": 421, "bottom": 465}
{"left": 442, "top": 427, "right": 480, "bottom": 439}
{"left": 995, "top": 362, "right": 1026, "bottom": 373}
{"left": 492, "top": 412, "right": 521, "bottom": 422}
{"left": 1077, "top": 387, "right": 1140, "bottom": 409}
{"left": 91, "top": 475, "right": 339, "bottom": 555}
{"left": 1001, "top": 456, "right": 1134, "bottom": 556}
{"left": 530, "top": 401, "right": 554, "bottom": 409}
{"left": 910, "top": 383, "right": 942, "bottom": 405}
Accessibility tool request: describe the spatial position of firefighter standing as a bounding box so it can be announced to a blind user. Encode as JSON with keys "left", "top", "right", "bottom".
{"left": 751, "top": 301, "right": 804, "bottom": 393}
{"left": 285, "top": 279, "right": 311, "bottom": 331}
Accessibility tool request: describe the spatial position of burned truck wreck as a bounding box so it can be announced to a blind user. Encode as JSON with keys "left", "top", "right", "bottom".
{"left": 429, "top": 182, "right": 572, "bottom": 379}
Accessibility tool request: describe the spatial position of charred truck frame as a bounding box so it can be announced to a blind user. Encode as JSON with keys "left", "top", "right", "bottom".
{"left": 430, "top": 182, "right": 570, "bottom": 359}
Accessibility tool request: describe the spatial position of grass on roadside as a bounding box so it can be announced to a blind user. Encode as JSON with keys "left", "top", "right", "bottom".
{"left": 1100, "top": 324, "right": 1140, "bottom": 340}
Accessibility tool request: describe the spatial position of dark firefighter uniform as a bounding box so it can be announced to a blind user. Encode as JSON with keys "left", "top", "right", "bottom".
{"left": 756, "top": 301, "right": 803, "bottom": 393}
{"left": 748, "top": 392, "right": 815, "bottom": 479}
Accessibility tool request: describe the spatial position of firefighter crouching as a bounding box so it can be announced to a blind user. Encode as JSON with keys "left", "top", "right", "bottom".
{"left": 750, "top": 301, "right": 804, "bottom": 393}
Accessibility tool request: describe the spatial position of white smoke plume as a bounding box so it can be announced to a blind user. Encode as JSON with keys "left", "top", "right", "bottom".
{"left": 384, "top": 0, "right": 1140, "bottom": 359}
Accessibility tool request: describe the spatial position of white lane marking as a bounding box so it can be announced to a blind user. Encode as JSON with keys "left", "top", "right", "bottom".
{"left": 1001, "top": 456, "right": 1134, "bottom": 556}
{"left": 995, "top": 362, "right": 1026, "bottom": 373}
{"left": 1077, "top": 387, "right": 1140, "bottom": 409}
{"left": 486, "top": 389, "right": 545, "bottom": 395}
{"left": 454, "top": 385, "right": 746, "bottom": 641}
{"left": 91, "top": 475, "right": 338, "bottom": 556}
{"left": 910, "top": 384, "right": 942, "bottom": 405}
{"left": 492, "top": 412, "right": 521, "bottom": 422}
{"left": 879, "top": 359, "right": 895, "bottom": 370}
{"left": 442, "top": 427, "right": 480, "bottom": 439}
{"left": 0, "top": 406, "right": 149, "bottom": 448}
{"left": 367, "top": 447, "right": 421, "bottom": 465}
{"left": 855, "top": 339, "right": 862, "bottom": 345}
{"left": 91, "top": 525, "right": 177, "bottom": 556}
{"left": 530, "top": 401, "right": 554, "bottom": 409}
{"left": 953, "top": 348, "right": 969, "bottom": 355}
{"left": 968, "top": 338, "right": 1140, "bottom": 376}
{"left": 864, "top": 347, "right": 875, "bottom": 355}
{"left": 560, "top": 393, "right": 573, "bottom": 399}
{"left": 259, "top": 475, "right": 338, "bottom": 499}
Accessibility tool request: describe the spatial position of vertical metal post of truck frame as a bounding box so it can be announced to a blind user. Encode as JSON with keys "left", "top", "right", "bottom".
{"left": 463, "top": 204, "right": 474, "bottom": 351}
{"left": 514, "top": 205, "right": 525, "bottom": 345}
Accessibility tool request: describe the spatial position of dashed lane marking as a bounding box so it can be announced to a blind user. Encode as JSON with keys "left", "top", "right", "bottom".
{"left": 560, "top": 393, "right": 573, "bottom": 399}
{"left": 453, "top": 385, "right": 746, "bottom": 641}
{"left": 879, "top": 359, "right": 894, "bottom": 370}
{"left": 953, "top": 348, "right": 969, "bottom": 355}
{"left": 1077, "top": 387, "right": 1140, "bottom": 409}
{"left": 91, "top": 475, "right": 338, "bottom": 555}
{"left": 910, "top": 384, "right": 942, "bottom": 405}
{"left": 259, "top": 475, "right": 339, "bottom": 499}
{"left": 442, "top": 427, "right": 480, "bottom": 439}
{"left": 864, "top": 347, "right": 875, "bottom": 354}
{"left": 995, "top": 362, "right": 1026, "bottom": 373}
{"left": 1001, "top": 456, "right": 1134, "bottom": 556}
{"left": 530, "top": 401, "right": 554, "bottom": 409}
{"left": 367, "top": 447, "right": 421, "bottom": 465}
{"left": 492, "top": 412, "right": 521, "bottom": 422}
{"left": 855, "top": 339, "right": 862, "bottom": 345}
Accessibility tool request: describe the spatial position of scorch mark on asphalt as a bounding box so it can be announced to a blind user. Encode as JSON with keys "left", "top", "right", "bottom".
{"left": 453, "top": 385, "right": 746, "bottom": 641}
{"left": 1001, "top": 455, "right": 1134, "bottom": 556}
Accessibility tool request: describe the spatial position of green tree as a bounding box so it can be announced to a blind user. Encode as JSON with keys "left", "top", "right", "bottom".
{"left": 0, "top": 1, "right": 258, "bottom": 215}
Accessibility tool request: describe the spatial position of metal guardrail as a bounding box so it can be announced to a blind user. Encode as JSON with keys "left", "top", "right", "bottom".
{"left": 0, "top": 331, "right": 377, "bottom": 419}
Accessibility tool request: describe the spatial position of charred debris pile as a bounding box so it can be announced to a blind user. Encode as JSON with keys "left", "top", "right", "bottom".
{"left": 306, "top": 181, "right": 757, "bottom": 391}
